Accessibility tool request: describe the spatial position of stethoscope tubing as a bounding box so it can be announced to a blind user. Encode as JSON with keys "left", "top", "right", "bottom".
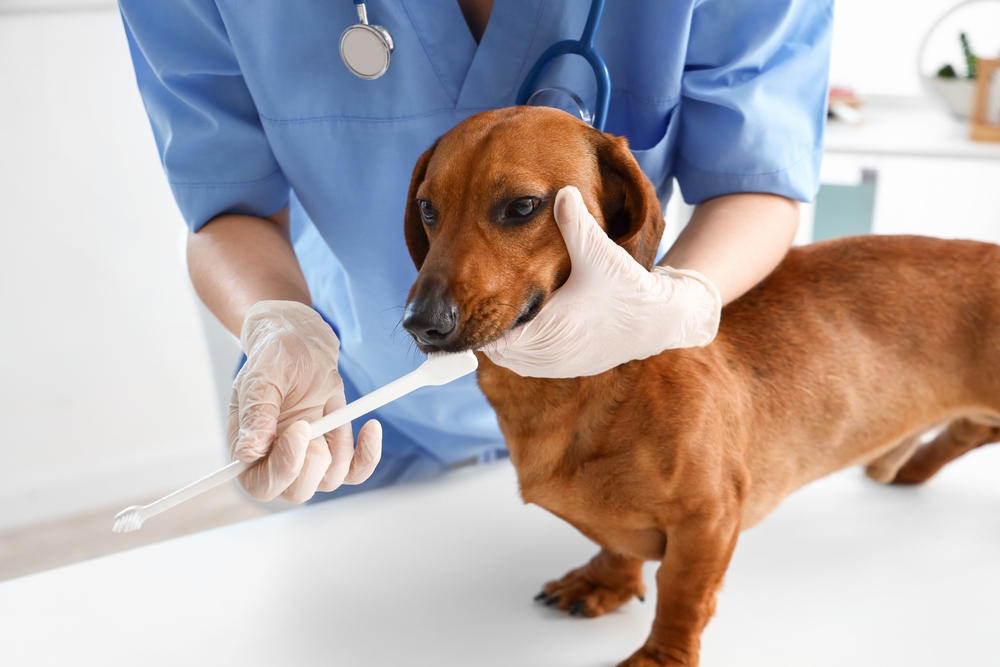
{"left": 515, "top": 0, "right": 610, "bottom": 130}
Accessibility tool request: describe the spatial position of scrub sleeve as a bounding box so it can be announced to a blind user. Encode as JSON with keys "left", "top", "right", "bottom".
{"left": 674, "top": 0, "right": 832, "bottom": 205}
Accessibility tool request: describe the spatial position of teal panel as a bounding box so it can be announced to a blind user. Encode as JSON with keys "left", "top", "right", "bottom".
{"left": 812, "top": 182, "right": 876, "bottom": 241}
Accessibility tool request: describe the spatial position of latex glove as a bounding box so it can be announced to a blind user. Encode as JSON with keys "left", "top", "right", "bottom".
{"left": 485, "top": 186, "right": 722, "bottom": 378}
{"left": 229, "top": 300, "right": 382, "bottom": 503}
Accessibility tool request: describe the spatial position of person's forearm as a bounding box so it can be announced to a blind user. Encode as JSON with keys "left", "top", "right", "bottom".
{"left": 659, "top": 193, "right": 799, "bottom": 305}
{"left": 187, "top": 206, "right": 310, "bottom": 336}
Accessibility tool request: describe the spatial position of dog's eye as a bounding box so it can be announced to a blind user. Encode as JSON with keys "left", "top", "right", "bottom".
{"left": 505, "top": 198, "right": 539, "bottom": 219}
{"left": 417, "top": 200, "right": 437, "bottom": 228}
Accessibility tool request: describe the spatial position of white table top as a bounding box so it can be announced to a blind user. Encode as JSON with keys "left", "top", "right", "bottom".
{"left": 825, "top": 95, "right": 1000, "bottom": 160}
{"left": 2, "top": 453, "right": 999, "bottom": 667}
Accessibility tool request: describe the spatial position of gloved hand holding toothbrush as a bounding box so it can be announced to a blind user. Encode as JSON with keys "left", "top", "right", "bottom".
{"left": 230, "top": 300, "right": 383, "bottom": 503}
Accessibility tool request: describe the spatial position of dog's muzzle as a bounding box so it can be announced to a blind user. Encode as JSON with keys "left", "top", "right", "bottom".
{"left": 403, "top": 279, "right": 459, "bottom": 349}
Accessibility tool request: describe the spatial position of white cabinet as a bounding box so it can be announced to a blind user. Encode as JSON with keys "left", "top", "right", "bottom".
{"left": 820, "top": 96, "right": 1000, "bottom": 244}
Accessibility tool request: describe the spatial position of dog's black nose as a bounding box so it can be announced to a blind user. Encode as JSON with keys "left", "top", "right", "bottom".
{"left": 403, "top": 284, "right": 459, "bottom": 348}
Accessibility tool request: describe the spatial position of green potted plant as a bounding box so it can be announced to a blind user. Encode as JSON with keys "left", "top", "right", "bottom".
{"left": 927, "top": 32, "right": 979, "bottom": 117}
{"left": 918, "top": 0, "right": 996, "bottom": 119}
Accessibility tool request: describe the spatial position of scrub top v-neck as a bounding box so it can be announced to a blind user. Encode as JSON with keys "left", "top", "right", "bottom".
{"left": 120, "top": 0, "right": 833, "bottom": 472}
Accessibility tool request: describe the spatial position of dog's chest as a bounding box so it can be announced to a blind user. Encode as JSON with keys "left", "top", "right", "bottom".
{"left": 482, "top": 366, "right": 669, "bottom": 560}
{"left": 518, "top": 460, "right": 668, "bottom": 562}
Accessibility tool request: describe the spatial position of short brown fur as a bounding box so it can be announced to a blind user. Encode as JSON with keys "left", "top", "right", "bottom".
{"left": 403, "top": 107, "right": 1000, "bottom": 666}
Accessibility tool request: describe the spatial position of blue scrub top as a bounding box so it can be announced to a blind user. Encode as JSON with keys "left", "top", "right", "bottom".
{"left": 120, "top": 0, "right": 831, "bottom": 471}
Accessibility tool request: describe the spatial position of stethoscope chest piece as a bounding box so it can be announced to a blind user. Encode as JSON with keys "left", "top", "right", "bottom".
{"left": 341, "top": 2, "right": 393, "bottom": 80}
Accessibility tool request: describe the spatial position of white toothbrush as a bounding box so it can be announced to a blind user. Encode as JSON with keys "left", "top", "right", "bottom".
{"left": 112, "top": 351, "right": 478, "bottom": 533}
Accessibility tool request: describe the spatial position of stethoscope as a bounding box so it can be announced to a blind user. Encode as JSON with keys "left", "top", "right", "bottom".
{"left": 339, "top": 0, "right": 610, "bottom": 131}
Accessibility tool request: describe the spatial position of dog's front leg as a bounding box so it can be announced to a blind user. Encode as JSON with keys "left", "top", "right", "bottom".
{"left": 619, "top": 515, "right": 739, "bottom": 667}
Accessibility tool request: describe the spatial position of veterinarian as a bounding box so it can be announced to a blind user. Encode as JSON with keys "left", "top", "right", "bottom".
{"left": 120, "top": 0, "right": 831, "bottom": 503}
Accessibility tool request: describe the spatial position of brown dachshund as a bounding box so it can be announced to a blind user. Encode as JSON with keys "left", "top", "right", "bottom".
{"left": 401, "top": 106, "right": 1000, "bottom": 666}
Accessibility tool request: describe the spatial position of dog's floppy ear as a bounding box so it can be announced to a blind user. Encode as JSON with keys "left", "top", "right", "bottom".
{"left": 594, "top": 133, "right": 665, "bottom": 270}
{"left": 404, "top": 141, "right": 438, "bottom": 270}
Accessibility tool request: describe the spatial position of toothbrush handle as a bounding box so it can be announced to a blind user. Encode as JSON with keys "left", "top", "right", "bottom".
{"left": 142, "top": 459, "right": 253, "bottom": 520}
{"left": 307, "top": 350, "right": 478, "bottom": 439}
{"left": 307, "top": 370, "right": 427, "bottom": 440}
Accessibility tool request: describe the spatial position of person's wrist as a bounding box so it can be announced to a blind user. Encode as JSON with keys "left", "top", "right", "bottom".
{"left": 240, "top": 299, "right": 324, "bottom": 353}
{"left": 651, "top": 266, "right": 722, "bottom": 306}
{"left": 650, "top": 266, "right": 723, "bottom": 348}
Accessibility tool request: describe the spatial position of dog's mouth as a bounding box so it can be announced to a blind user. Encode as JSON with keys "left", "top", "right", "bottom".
{"left": 512, "top": 290, "right": 545, "bottom": 329}
{"left": 405, "top": 288, "right": 548, "bottom": 355}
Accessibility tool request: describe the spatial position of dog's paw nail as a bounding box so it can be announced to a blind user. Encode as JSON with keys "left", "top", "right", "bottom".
{"left": 544, "top": 595, "right": 561, "bottom": 607}
{"left": 534, "top": 591, "right": 547, "bottom": 601}
{"left": 569, "top": 600, "right": 585, "bottom": 616}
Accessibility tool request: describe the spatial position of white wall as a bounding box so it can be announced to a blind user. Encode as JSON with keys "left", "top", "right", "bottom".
{"left": 0, "top": 5, "right": 229, "bottom": 530}
{"left": 830, "top": 0, "right": 1000, "bottom": 97}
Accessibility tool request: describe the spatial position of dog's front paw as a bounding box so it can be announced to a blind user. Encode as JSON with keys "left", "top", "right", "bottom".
{"left": 617, "top": 646, "right": 684, "bottom": 667}
{"left": 534, "top": 564, "right": 644, "bottom": 618}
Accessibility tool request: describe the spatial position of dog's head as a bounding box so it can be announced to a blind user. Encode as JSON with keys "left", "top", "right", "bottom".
{"left": 402, "top": 106, "right": 665, "bottom": 353}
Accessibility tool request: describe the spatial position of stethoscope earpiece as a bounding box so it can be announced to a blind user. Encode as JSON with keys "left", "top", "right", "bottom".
{"left": 340, "top": 1, "right": 394, "bottom": 80}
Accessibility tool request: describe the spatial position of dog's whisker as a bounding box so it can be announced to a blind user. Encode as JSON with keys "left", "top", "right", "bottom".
{"left": 381, "top": 303, "right": 407, "bottom": 315}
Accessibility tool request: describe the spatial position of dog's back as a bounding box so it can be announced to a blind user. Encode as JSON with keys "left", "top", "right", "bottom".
{"left": 704, "top": 234, "right": 1000, "bottom": 515}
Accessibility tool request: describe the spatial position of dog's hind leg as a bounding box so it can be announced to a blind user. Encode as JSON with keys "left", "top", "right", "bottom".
{"left": 892, "top": 417, "right": 1000, "bottom": 485}
{"left": 535, "top": 548, "right": 646, "bottom": 618}
{"left": 864, "top": 434, "right": 923, "bottom": 484}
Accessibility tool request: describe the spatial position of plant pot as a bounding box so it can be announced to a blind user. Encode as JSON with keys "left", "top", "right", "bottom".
{"left": 923, "top": 76, "right": 977, "bottom": 119}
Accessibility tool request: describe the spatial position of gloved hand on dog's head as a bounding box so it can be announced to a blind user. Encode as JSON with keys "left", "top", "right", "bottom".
{"left": 484, "top": 186, "right": 722, "bottom": 378}
{"left": 230, "top": 300, "right": 382, "bottom": 503}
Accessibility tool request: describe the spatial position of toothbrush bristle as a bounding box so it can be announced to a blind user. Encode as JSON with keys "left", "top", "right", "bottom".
{"left": 112, "top": 508, "right": 143, "bottom": 533}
